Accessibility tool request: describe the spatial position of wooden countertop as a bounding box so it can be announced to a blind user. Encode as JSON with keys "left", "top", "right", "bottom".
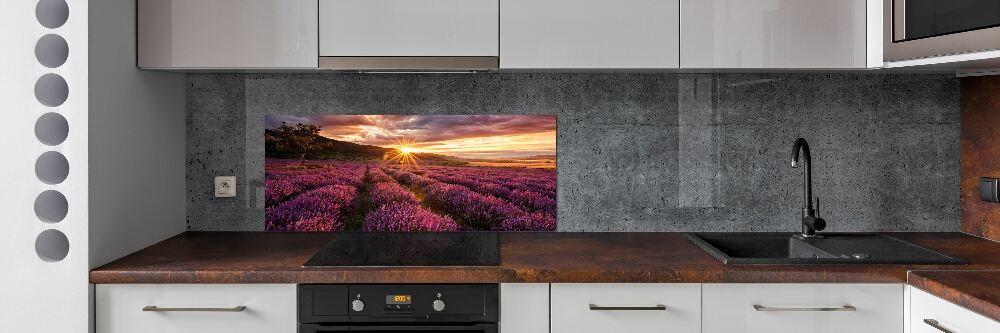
{"left": 908, "top": 270, "right": 1000, "bottom": 322}
{"left": 90, "top": 232, "right": 1000, "bottom": 284}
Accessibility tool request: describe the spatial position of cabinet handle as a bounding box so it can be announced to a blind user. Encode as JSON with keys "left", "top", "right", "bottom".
{"left": 923, "top": 319, "right": 954, "bottom": 333}
{"left": 753, "top": 305, "right": 856, "bottom": 312}
{"left": 588, "top": 304, "right": 667, "bottom": 311}
{"left": 142, "top": 306, "right": 247, "bottom": 312}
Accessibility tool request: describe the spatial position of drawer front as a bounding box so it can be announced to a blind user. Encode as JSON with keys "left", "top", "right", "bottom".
{"left": 551, "top": 283, "right": 701, "bottom": 333}
{"left": 911, "top": 287, "right": 1000, "bottom": 333}
{"left": 703, "top": 283, "right": 903, "bottom": 333}
{"left": 96, "top": 284, "right": 296, "bottom": 333}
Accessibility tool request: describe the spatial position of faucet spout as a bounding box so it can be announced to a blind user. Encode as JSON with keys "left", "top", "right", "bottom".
{"left": 791, "top": 138, "right": 813, "bottom": 212}
{"left": 791, "top": 138, "right": 825, "bottom": 237}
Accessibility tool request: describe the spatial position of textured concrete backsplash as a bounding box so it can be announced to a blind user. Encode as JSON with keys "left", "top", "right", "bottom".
{"left": 186, "top": 73, "right": 960, "bottom": 232}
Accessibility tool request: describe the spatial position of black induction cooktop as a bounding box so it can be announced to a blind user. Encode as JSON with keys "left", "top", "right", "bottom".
{"left": 303, "top": 232, "right": 500, "bottom": 267}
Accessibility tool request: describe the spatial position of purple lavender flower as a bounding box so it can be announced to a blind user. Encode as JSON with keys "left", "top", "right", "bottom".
{"left": 501, "top": 211, "right": 556, "bottom": 231}
{"left": 509, "top": 189, "right": 557, "bottom": 216}
{"left": 369, "top": 182, "right": 419, "bottom": 208}
{"left": 265, "top": 184, "right": 356, "bottom": 231}
{"left": 362, "top": 202, "right": 459, "bottom": 231}
{"left": 367, "top": 167, "right": 396, "bottom": 183}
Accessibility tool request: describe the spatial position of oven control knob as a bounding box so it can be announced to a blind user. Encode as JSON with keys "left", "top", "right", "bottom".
{"left": 351, "top": 299, "right": 365, "bottom": 312}
{"left": 432, "top": 299, "right": 446, "bottom": 312}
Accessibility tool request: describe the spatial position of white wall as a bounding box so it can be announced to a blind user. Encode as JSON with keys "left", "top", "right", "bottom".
{"left": 1, "top": 0, "right": 184, "bottom": 331}
{"left": 88, "top": 0, "right": 187, "bottom": 270}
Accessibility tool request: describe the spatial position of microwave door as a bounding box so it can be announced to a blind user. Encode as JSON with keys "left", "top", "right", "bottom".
{"left": 885, "top": 0, "right": 1000, "bottom": 61}
{"left": 894, "top": 0, "right": 1000, "bottom": 42}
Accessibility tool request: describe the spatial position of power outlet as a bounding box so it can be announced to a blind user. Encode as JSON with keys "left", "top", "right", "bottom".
{"left": 215, "top": 176, "right": 236, "bottom": 198}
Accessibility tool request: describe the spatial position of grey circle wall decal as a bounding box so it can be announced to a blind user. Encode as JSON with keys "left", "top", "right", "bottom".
{"left": 34, "top": 190, "right": 68, "bottom": 223}
{"left": 36, "top": 0, "right": 69, "bottom": 29}
{"left": 35, "top": 34, "right": 68, "bottom": 68}
{"left": 35, "top": 112, "right": 69, "bottom": 145}
{"left": 35, "top": 229, "right": 70, "bottom": 262}
{"left": 35, "top": 151, "right": 69, "bottom": 184}
{"left": 34, "top": 73, "right": 69, "bottom": 107}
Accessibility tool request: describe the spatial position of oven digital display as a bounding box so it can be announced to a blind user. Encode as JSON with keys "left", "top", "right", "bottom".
{"left": 386, "top": 295, "right": 412, "bottom": 305}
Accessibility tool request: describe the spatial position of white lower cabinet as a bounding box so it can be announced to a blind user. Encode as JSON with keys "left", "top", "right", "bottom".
{"left": 910, "top": 287, "right": 1000, "bottom": 333}
{"left": 500, "top": 283, "right": 549, "bottom": 333}
{"left": 96, "top": 282, "right": 1000, "bottom": 333}
{"left": 702, "top": 283, "right": 904, "bottom": 333}
{"left": 551, "top": 283, "right": 701, "bottom": 333}
{"left": 95, "top": 284, "right": 296, "bottom": 333}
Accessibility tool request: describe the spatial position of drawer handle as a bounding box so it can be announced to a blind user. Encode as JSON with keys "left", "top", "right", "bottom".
{"left": 753, "top": 305, "right": 856, "bottom": 312}
{"left": 142, "top": 306, "right": 247, "bottom": 312}
{"left": 589, "top": 304, "right": 667, "bottom": 311}
{"left": 923, "top": 319, "right": 954, "bottom": 333}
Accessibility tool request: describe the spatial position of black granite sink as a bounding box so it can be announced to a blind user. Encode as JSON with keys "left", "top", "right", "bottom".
{"left": 687, "top": 233, "right": 966, "bottom": 265}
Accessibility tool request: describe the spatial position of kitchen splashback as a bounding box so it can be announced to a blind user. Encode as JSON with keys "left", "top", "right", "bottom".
{"left": 263, "top": 115, "right": 557, "bottom": 232}
{"left": 187, "top": 73, "right": 960, "bottom": 232}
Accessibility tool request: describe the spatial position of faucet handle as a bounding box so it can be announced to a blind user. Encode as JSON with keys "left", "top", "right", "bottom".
{"left": 815, "top": 196, "right": 820, "bottom": 218}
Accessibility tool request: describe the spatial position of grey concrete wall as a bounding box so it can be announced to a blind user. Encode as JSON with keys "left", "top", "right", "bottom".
{"left": 186, "top": 73, "right": 960, "bottom": 232}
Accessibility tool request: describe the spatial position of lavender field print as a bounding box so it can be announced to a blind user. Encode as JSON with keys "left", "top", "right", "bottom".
{"left": 264, "top": 115, "right": 557, "bottom": 232}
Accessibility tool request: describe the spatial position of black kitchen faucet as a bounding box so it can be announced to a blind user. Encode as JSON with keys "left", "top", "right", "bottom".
{"left": 791, "top": 138, "right": 826, "bottom": 237}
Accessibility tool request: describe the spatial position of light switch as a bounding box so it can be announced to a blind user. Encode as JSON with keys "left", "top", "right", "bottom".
{"left": 215, "top": 176, "right": 236, "bottom": 198}
{"left": 980, "top": 177, "right": 999, "bottom": 203}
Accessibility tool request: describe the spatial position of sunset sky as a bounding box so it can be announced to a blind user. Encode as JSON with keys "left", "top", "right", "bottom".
{"left": 265, "top": 115, "right": 557, "bottom": 159}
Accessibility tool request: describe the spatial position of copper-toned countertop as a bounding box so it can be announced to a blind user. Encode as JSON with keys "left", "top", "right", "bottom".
{"left": 90, "top": 232, "right": 1000, "bottom": 285}
{"left": 908, "top": 270, "right": 1000, "bottom": 322}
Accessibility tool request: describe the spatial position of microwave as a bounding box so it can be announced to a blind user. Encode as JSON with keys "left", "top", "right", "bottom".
{"left": 884, "top": 0, "right": 1000, "bottom": 62}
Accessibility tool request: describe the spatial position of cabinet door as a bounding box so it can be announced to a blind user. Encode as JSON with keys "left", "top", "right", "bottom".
{"left": 702, "top": 283, "right": 903, "bottom": 333}
{"left": 137, "top": 0, "right": 318, "bottom": 69}
{"left": 501, "top": 0, "right": 680, "bottom": 69}
{"left": 96, "top": 284, "right": 297, "bottom": 333}
{"left": 910, "top": 287, "right": 1000, "bottom": 333}
{"left": 319, "top": 0, "right": 499, "bottom": 57}
{"left": 681, "top": 0, "right": 868, "bottom": 68}
{"left": 500, "top": 284, "right": 548, "bottom": 333}
{"left": 551, "top": 283, "right": 701, "bottom": 333}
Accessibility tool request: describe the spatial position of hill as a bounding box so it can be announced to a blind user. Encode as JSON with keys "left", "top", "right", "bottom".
{"left": 265, "top": 129, "right": 467, "bottom": 165}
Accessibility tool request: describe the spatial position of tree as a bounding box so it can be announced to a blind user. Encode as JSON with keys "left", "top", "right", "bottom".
{"left": 265, "top": 122, "right": 322, "bottom": 164}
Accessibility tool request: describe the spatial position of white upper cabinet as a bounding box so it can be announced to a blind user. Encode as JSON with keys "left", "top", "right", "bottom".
{"left": 319, "top": 0, "right": 499, "bottom": 57}
{"left": 500, "top": 0, "right": 680, "bottom": 69}
{"left": 138, "top": 0, "right": 318, "bottom": 69}
{"left": 134, "top": 0, "right": 883, "bottom": 70}
{"left": 681, "top": 0, "right": 876, "bottom": 69}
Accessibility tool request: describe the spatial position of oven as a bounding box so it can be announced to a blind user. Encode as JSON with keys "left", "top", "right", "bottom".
{"left": 299, "top": 284, "right": 499, "bottom": 333}
{"left": 885, "top": 0, "right": 1000, "bottom": 61}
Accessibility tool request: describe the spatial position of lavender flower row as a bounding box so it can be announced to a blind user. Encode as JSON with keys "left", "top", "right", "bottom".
{"left": 385, "top": 168, "right": 554, "bottom": 231}
{"left": 419, "top": 165, "right": 556, "bottom": 199}
{"left": 264, "top": 184, "right": 357, "bottom": 232}
{"left": 366, "top": 166, "right": 396, "bottom": 183}
{"left": 423, "top": 172, "right": 556, "bottom": 217}
{"left": 362, "top": 202, "right": 460, "bottom": 231}
{"left": 264, "top": 164, "right": 365, "bottom": 207}
{"left": 368, "top": 181, "right": 419, "bottom": 208}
